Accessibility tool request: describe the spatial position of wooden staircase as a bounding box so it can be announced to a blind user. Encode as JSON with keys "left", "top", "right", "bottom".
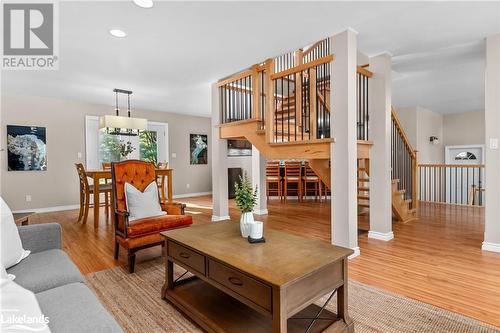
{"left": 216, "top": 38, "right": 417, "bottom": 224}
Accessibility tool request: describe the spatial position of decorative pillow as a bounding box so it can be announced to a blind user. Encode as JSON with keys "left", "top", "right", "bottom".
{"left": 0, "top": 197, "right": 30, "bottom": 269}
{"left": 124, "top": 182, "right": 166, "bottom": 221}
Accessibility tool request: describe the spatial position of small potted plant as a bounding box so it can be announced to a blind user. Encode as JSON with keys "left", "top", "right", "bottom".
{"left": 234, "top": 173, "right": 258, "bottom": 238}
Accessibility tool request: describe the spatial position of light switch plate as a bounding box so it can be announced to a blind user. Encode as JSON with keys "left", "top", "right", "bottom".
{"left": 490, "top": 138, "right": 498, "bottom": 150}
{"left": 172, "top": 152, "right": 177, "bottom": 158}
{"left": 77, "top": 152, "right": 82, "bottom": 159}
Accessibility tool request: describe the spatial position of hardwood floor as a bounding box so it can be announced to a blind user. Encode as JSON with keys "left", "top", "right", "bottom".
{"left": 28, "top": 197, "right": 500, "bottom": 327}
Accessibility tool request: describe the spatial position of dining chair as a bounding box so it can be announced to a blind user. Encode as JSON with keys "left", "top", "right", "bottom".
{"left": 111, "top": 160, "right": 192, "bottom": 273}
{"left": 75, "top": 163, "right": 112, "bottom": 225}
{"left": 284, "top": 161, "right": 303, "bottom": 202}
{"left": 102, "top": 162, "right": 111, "bottom": 170}
{"left": 302, "top": 162, "right": 323, "bottom": 201}
{"left": 156, "top": 161, "right": 169, "bottom": 203}
{"left": 266, "top": 161, "right": 283, "bottom": 201}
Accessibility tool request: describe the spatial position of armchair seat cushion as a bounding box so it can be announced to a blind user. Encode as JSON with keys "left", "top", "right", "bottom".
{"left": 127, "top": 214, "right": 193, "bottom": 238}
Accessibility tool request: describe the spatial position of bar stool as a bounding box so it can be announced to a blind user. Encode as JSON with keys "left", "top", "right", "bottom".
{"left": 266, "top": 161, "right": 283, "bottom": 201}
{"left": 75, "top": 163, "right": 112, "bottom": 225}
{"left": 303, "top": 162, "right": 323, "bottom": 201}
{"left": 284, "top": 161, "right": 303, "bottom": 202}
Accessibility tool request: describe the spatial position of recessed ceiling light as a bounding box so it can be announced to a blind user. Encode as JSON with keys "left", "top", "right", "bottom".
{"left": 109, "top": 29, "right": 127, "bottom": 38}
{"left": 133, "top": 0, "right": 153, "bottom": 8}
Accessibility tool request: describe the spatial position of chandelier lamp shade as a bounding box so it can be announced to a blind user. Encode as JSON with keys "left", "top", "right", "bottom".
{"left": 99, "top": 88, "right": 147, "bottom": 136}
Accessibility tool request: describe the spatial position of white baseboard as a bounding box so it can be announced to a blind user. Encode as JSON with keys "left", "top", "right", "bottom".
{"left": 211, "top": 215, "right": 230, "bottom": 222}
{"left": 482, "top": 242, "right": 500, "bottom": 253}
{"left": 173, "top": 191, "right": 212, "bottom": 199}
{"left": 253, "top": 208, "right": 268, "bottom": 215}
{"left": 13, "top": 204, "right": 80, "bottom": 214}
{"left": 348, "top": 247, "right": 360, "bottom": 259}
{"left": 368, "top": 231, "right": 394, "bottom": 242}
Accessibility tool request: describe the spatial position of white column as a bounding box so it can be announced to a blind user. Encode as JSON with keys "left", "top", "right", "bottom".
{"left": 367, "top": 53, "right": 394, "bottom": 241}
{"left": 211, "top": 83, "right": 230, "bottom": 221}
{"left": 483, "top": 34, "right": 500, "bottom": 252}
{"left": 330, "top": 30, "right": 359, "bottom": 257}
{"left": 251, "top": 146, "right": 268, "bottom": 215}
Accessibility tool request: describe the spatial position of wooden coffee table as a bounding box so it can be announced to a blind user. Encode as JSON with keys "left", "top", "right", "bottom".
{"left": 13, "top": 212, "right": 35, "bottom": 226}
{"left": 161, "top": 222, "right": 354, "bottom": 333}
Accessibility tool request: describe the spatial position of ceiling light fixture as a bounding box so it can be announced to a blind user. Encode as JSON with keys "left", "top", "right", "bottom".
{"left": 109, "top": 29, "right": 127, "bottom": 38}
{"left": 133, "top": 0, "right": 154, "bottom": 8}
{"left": 99, "top": 89, "right": 147, "bottom": 136}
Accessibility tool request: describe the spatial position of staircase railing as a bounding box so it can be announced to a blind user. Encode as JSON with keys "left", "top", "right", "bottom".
{"left": 391, "top": 108, "right": 418, "bottom": 210}
{"left": 418, "top": 164, "right": 485, "bottom": 206}
{"left": 357, "top": 67, "right": 372, "bottom": 140}
{"left": 218, "top": 63, "right": 266, "bottom": 127}
{"left": 218, "top": 38, "right": 334, "bottom": 143}
{"left": 268, "top": 55, "right": 333, "bottom": 142}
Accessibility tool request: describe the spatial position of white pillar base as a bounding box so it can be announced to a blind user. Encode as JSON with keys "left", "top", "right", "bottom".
{"left": 253, "top": 209, "right": 268, "bottom": 215}
{"left": 482, "top": 242, "right": 500, "bottom": 253}
{"left": 368, "top": 231, "right": 394, "bottom": 241}
{"left": 348, "top": 247, "right": 360, "bottom": 259}
{"left": 211, "top": 215, "right": 230, "bottom": 222}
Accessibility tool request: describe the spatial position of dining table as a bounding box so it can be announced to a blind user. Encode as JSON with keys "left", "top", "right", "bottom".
{"left": 85, "top": 168, "right": 173, "bottom": 228}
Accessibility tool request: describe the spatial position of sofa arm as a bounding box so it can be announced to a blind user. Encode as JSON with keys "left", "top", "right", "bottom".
{"left": 161, "top": 202, "right": 186, "bottom": 215}
{"left": 17, "top": 223, "right": 62, "bottom": 253}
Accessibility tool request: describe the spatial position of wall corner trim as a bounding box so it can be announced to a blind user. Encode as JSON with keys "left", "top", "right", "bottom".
{"left": 348, "top": 247, "right": 361, "bottom": 259}
{"left": 368, "top": 231, "right": 394, "bottom": 241}
{"left": 482, "top": 241, "right": 500, "bottom": 253}
{"left": 211, "top": 215, "right": 230, "bottom": 222}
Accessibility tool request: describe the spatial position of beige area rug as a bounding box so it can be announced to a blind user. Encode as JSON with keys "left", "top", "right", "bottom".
{"left": 86, "top": 259, "right": 499, "bottom": 333}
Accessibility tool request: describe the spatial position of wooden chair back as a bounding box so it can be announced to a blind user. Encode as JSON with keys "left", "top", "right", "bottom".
{"left": 284, "top": 162, "right": 302, "bottom": 181}
{"left": 266, "top": 162, "right": 281, "bottom": 179}
{"left": 303, "top": 163, "right": 318, "bottom": 178}
{"left": 102, "top": 162, "right": 112, "bottom": 170}
{"left": 75, "top": 163, "right": 90, "bottom": 193}
{"left": 111, "top": 160, "right": 157, "bottom": 233}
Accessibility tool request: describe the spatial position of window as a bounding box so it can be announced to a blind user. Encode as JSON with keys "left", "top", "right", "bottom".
{"left": 85, "top": 116, "right": 168, "bottom": 169}
{"left": 454, "top": 151, "right": 477, "bottom": 160}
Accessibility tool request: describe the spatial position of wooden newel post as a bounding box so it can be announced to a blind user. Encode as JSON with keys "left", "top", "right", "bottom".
{"left": 251, "top": 64, "right": 260, "bottom": 121}
{"left": 265, "top": 58, "right": 275, "bottom": 144}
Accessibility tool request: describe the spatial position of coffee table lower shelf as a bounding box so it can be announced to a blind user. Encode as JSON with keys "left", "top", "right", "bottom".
{"left": 164, "top": 277, "right": 343, "bottom": 333}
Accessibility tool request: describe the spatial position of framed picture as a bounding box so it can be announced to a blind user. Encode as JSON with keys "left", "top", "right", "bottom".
{"left": 190, "top": 134, "right": 208, "bottom": 165}
{"left": 7, "top": 125, "right": 47, "bottom": 171}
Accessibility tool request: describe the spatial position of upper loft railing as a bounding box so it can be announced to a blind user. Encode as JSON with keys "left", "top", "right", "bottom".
{"left": 357, "top": 66, "right": 372, "bottom": 141}
{"left": 269, "top": 55, "right": 333, "bottom": 142}
{"left": 391, "top": 107, "right": 418, "bottom": 210}
{"left": 218, "top": 37, "right": 372, "bottom": 144}
{"left": 418, "top": 164, "right": 485, "bottom": 206}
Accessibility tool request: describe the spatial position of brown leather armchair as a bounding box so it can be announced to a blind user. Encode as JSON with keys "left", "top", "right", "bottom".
{"left": 111, "top": 160, "right": 192, "bottom": 273}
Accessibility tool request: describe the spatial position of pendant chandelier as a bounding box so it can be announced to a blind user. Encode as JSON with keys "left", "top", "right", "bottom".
{"left": 99, "top": 88, "right": 147, "bottom": 136}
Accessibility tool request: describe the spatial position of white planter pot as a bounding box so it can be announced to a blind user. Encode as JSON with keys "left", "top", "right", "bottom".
{"left": 240, "top": 212, "right": 254, "bottom": 238}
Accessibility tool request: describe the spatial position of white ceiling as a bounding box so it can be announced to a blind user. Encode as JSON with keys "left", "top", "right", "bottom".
{"left": 2, "top": 1, "right": 499, "bottom": 116}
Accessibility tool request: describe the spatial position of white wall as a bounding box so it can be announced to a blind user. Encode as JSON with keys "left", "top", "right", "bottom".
{"left": 1, "top": 94, "right": 212, "bottom": 210}
{"left": 443, "top": 111, "right": 485, "bottom": 147}
{"left": 395, "top": 106, "right": 443, "bottom": 163}
{"left": 227, "top": 156, "right": 252, "bottom": 179}
{"left": 417, "top": 107, "right": 444, "bottom": 164}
